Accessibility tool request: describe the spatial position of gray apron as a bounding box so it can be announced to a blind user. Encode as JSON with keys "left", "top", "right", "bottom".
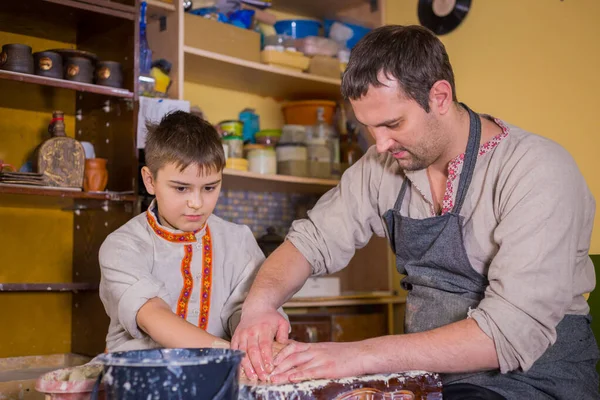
{"left": 383, "top": 105, "right": 600, "bottom": 399}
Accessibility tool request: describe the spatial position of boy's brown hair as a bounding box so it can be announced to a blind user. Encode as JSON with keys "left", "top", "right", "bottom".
{"left": 144, "top": 111, "right": 225, "bottom": 176}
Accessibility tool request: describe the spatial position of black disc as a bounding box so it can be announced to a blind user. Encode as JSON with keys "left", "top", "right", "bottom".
{"left": 418, "top": 0, "right": 472, "bottom": 36}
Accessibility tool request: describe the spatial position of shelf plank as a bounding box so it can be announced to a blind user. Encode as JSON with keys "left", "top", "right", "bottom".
{"left": 222, "top": 168, "right": 339, "bottom": 194}
{"left": 0, "top": 184, "right": 136, "bottom": 209}
{"left": 284, "top": 294, "right": 406, "bottom": 308}
{"left": 0, "top": 70, "right": 134, "bottom": 99}
{"left": 0, "top": 283, "right": 99, "bottom": 292}
{"left": 184, "top": 46, "right": 341, "bottom": 100}
{"left": 272, "top": 0, "right": 382, "bottom": 28}
{"left": 147, "top": 0, "right": 176, "bottom": 15}
{"left": 42, "top": 0, "right": 136, "bottom": 20}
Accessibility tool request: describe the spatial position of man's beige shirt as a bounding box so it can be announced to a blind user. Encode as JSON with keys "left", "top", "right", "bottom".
{"left": 287, "top": 118, "right": 596, "bottom": 373}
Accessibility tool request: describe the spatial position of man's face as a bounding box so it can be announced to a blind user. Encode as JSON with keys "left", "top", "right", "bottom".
{"left": 142, "top": 162, "right": 222, "bottom": 232}
{"left": 350, "top": 75, "right": 448, "bottom": 171}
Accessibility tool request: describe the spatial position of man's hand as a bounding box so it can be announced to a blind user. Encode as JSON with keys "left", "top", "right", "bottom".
{"left": 269, "top": 341, "right": 369, "bottom": 384}
{"left": 239, "top": 341, "right": 287, "bottom": 385}
{"left": 231, "top": 308, "right": 290, "bottom": 381}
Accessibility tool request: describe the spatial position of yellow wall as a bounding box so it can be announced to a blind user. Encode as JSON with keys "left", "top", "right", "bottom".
{"left": 0, "top": 32, "right": 75, "bottom": 356}
{"left": 386, "top": 0, "right": 600, "bottom": 251}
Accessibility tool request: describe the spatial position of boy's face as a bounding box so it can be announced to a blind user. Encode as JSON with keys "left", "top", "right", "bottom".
{"left": 142, "top": 162, "right": 222, "bottom": 232}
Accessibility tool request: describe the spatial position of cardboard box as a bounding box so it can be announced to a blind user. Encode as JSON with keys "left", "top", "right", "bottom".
{"left": 293, "top": 277, "right": 341, "bottom": 298}
{"left": 184, "top": 13, "right": 261, "bottom": 63}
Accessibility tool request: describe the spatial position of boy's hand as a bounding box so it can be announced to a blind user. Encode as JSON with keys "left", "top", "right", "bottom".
{"left": 231, "top": 308, "right": 290, "bottom": 382}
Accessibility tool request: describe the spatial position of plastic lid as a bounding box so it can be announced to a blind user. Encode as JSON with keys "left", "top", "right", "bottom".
{"left": 255, "top": 129, "right": 282, "bottom": 137}
{"left": 222, "top": 136, "right": 243, "bottom": 141}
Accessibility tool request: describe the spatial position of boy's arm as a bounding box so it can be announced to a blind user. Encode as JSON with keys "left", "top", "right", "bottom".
{"left": 137, "top": 297, "right": 229, "bottom": 348}
{"left": 220, "top": 226, "right": 289, "bottom": 338}
{"left": 99, "top": 231, "right": 227, "bottom": 350}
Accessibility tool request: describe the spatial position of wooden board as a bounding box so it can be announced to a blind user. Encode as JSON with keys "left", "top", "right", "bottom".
{"left": 184, "top": 46, "right": 341, "bottom": 101}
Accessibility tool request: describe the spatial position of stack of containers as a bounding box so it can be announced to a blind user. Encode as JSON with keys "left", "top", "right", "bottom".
{"left": 220, "top": 120, "right": 247, "bottom": 171}
{"left": 279, "top": 100, "right": 337, "bottom": 178}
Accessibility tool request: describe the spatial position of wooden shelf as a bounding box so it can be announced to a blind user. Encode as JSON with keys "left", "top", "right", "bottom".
{"left": 184, "top": 46, "right": 341, "bottom": 100}
{"left": 0, "top": 70, "right": 134, "bottom": 99}
{"left": 0, "top": 283, "right": 98, "bottom": 293}
{"left": 284, "top": 294, "right": 406, "bottom": 308}
{"left": 272, "top": 0, "right": 382, "bottom": 28}
{"left": 222, "top": 168, "right": 339, "bottom": 194}
{"left": 147, "top": 0, "right": 176, "bottom": 15}
{"left": 41, "top": 0, "right": 136, "bottom": 20}
{"left": 0, "top": 184, "right": 136, "bottom": 209}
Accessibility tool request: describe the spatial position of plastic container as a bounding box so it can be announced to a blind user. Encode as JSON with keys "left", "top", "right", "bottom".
{"left": 92, "top": 348, "right": 243, "bottom": 400}
{"left": 226, "top": 157, "right": 249, "bottom": 171}
{"left": 263, "top": 34, "right": 295, "bottom": 52}
{"left": 248, "top": 148, "right": 276, "bottom": 175}
{"left": 243, "top": 143, "right": 267, "bottom": 158}
{"left": 276, "top": 143, "right": 308, "bottom": 161}
{"left": 324, "top": 19, "right": 372, "bottom": 49}
{"left": 255, "top": 129, "right": 281, "bottom": 147}
{"left": 282, "top": 100, "right": 337, "bottom": 125}
{"left": 295, "top": 36, "right": 340, "bottom": 57}
{"left": 281, "top": 124, "right": 307, "bottom": 144}
{"left": 222, "top": 136, "right": 244, "bottom": 158}
{"left": 274, "top": 19, "right": 321, "bottom": 39}
{"left": 218, "top": 120, "right": 243, "bottom": 137}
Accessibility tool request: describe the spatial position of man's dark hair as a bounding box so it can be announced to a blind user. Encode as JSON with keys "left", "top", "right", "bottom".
{"left": 341, "top": 25, "right": 457, "bottom": 112}
{"left": 144, "top": 111, "right": 225, "bottom": 176}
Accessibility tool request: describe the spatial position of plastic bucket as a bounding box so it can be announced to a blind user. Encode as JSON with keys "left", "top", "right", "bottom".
{"left": 92, "top": 348, "right": 244, "bottom": 400}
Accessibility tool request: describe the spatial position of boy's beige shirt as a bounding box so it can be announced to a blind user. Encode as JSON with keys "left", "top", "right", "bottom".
{"left": 99, "top": 202, "right": 266, "bottom": 352}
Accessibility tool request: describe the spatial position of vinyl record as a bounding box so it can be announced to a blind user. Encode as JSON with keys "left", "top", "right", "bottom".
{"left": 418, "top": 0, "right": 472, "bottom": 35}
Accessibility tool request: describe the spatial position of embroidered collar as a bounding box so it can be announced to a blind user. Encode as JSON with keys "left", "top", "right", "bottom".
{"left": 146, "top": 200, "right": 205, "bottom": 243}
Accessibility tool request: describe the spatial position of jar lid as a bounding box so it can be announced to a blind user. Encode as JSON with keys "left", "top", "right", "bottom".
{"left": 222, "top": 135, "right": 243, "bottom": 141}
{"left": 257, "top": 227, "right": 284, "bottom": 245}
{"left": 248, "top": 148, "right": 276, "bottom": 155}
{"left": 256, "top": 129, "right": 282, "bottom": 137}
{"left": 276, "top": 142, "right": 307, "bottom": 148}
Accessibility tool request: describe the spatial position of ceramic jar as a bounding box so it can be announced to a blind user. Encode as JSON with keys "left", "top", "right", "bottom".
{"left": 33, "top": 51, "right": 63, "bottom": 79}
{"left": 0, "top": 44, "right": 34, "bottom": 74}
{"left": 84, "top": 158, "right": 108, "bottom": 192}
{"left": 64, "top": 56, "right": 93, "bottom": 83}
{"left": 95, "top": 61, "right": 123, "bottom": 88}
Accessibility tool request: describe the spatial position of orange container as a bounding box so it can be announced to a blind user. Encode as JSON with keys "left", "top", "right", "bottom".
{"left": 281, "top": 100, "right": 337, "bottom": 125}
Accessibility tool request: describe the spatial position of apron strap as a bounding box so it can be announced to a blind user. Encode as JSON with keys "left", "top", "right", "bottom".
{"left": 393, "top": 176, "right": 410, "bottom": 211}
{"left": 452, "top": 104, "right": 482, "bottom": 214}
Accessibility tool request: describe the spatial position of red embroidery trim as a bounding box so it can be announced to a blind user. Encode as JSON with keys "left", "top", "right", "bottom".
{"left": 441, "top": 119, "right": 510, "bottom": 214}
{"left": 177, "top": 244, "right": 193, "bottom": 319}
{"left": 146, "top": 210, "right": 196, "bottom": 243}
{"left": 199, "top": 226, "right": 212, "bottom": 330}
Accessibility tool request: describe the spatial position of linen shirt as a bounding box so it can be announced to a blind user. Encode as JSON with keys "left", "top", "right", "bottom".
{"left": 99, "top": 202, "right": 266, "bottom": 352}
{"left": 287, "top": 117, "right": 596, "bottom": 373}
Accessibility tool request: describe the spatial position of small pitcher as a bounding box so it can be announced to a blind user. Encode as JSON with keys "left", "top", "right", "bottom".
{"left": 84, "top": 158, "right": 108, "bottom": 192}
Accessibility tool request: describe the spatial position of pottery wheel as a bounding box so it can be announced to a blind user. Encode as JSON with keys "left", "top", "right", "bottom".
{"left": 239, "top": 371, "right": 442, "bottom": 400}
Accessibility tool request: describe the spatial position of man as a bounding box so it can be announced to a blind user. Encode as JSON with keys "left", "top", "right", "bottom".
{"left": 231, "top": 25, "right": 599, "bottom": 399}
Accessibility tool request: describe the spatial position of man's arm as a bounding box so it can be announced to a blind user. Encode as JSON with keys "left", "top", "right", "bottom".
{"left": 137, "top": 297, "right": 228, "bottom": 348}
{"left": 231, "top": 241, "right": 312, "bottom": 381}
{"left": 270, "top": 318, "right": 498, "bottom": 383}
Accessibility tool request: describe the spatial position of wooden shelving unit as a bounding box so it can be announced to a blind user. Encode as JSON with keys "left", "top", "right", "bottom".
{"left": 0, "top": 0, "right": 139, "bottom": 371}
{"left": 222, "top": 168, "right": 339, "bottom": 194}
{"left": 0, "top": 283, "right": 98, "bottom": 292}
{"left": 0, "top": 70, "right": 134, "bottom": 99}
{"left": 146, "top": 0, "right": 175, "bottom": 15}
{"left": 184, "top": 46, "right": 341, "bottom": 100}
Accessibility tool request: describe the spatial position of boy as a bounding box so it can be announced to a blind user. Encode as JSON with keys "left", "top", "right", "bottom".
{"left": 98, "top": 111, "right": 278, "bottom": 353}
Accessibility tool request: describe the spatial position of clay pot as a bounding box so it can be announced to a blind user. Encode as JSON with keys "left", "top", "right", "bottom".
{"left": 84, "top": 158, "right": 108, "bottom": 192}
{"left": 64, "top": 56, "right": 93, "bottom": 83}
{"left": 0, "top": 44, "right": 34, "bottom": 74}
{"left": 33, "top": 51, "right": 63, "bottom": 79}
{"left": 95, "top": 61, "right": 123, "bottom": 88}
